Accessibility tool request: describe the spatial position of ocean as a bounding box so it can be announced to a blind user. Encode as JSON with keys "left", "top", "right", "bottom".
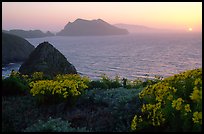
{"left": 2, "top": 32, "right": 202, "bottom": 80}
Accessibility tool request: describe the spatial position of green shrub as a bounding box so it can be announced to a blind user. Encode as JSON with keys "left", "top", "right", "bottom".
{"left": 30, "top": 72, "right": 46, "bottom": 81}
{"left": 2, "top": 112, "right": 16, "bottom": 132}
{"left": 124, "top": 76, "right": 162, "bottom": 89}
{"left": 2, "top": 77, "right": 29, "bottom": 96}
{"left": 1, "top": 70, "right": 41, "bottom": 96}
{"left": 2, "top": 95, "right": 37, "bottom": 132}
{"left": 88, "top": 75, "right": 123, "bottom": 89}
{"left": 88, "top": 74, "right": 161, "bottom": 90}
{"left": 88, "top": 80, "right": 107, "bottom": 89}
{"left": 29, "top": 74, "right": 90, "bottom": 105}
{"left": 125, "top": 79, "right": 143, "bottom": 89}
{"left": 101, "top": 75, "right": 122, "bottom": 89}
{"left": 131, "top": 68, "right": 202, "bottom": 132}
{"left": 8, "top": 70, "right": 50, "bottom": 84}
{"left": 80, "top": 87, "right": 143, "bottom": 131}
{"left": 24, "top": 117, "right": 89, "bottom": 132}
{"left": 83, "top": 87, "right": 142, "bottom": 107}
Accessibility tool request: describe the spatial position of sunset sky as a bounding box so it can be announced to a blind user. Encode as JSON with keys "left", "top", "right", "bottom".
{"left": 2, "top": 2, "right": 202, "bottom": 33}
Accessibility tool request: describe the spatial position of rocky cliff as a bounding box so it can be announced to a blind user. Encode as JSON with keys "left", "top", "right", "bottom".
{"left": 19, "top": 42, "right": 77, "bottom": 77}
{"left": 2, "top": 32, "right": 35, "bottom": 65}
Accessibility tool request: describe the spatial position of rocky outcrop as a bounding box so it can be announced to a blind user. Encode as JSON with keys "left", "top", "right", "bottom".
{"left": 2, "top": 32, "right": 35, "bottom": 65}
{"left": 19, "top": 42, "right": 77, "bottom": 77}
{"left": 3, "top": 29, "right": 55, "bottom": 38}
{"left": 57, "top": 18, "right": 129, "bottom": 36}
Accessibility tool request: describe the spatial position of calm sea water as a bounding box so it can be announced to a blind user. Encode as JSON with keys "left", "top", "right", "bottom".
{"left": 2, "top": 33, "right": 202, "bottom": 80}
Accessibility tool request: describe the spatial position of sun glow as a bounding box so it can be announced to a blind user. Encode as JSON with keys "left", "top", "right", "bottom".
{"left": 188, "top": 27, "right": 193, "bottom": 31}
{"left": 2, "top": 2, "right": 202, "bottom": 32}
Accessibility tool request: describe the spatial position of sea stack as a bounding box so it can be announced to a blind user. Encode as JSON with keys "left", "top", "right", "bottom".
{"left": 19, "top": 42, "right": 77, "bottom": 77}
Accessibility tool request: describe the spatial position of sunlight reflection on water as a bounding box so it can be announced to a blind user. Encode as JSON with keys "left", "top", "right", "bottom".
{"left": 2, "top": 33, "right": 202, "bottom": 80}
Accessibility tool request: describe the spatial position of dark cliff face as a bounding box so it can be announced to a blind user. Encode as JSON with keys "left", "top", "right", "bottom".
{"left": 2, "top": 32, "right": 35, "bottom": 65}
{"left": 19, "top": 42, "right": 77, "bottom": 77}
{"left": 57, "top": 18, "right": 129, "bottom": 36}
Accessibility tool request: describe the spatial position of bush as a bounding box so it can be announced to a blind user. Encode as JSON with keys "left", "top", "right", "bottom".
{"left": 83, "top": 87, "right": 142, "bottom": 107}
{"left": 30, "top": 72, "right": 47, "bottom": 81}
{"left": 123, "top": 76, "right": 162, "bottom": 89}
{"left": 131, "top": 68, "right": 202, "bottom": 132}
{"left": 88, "top": 74, "right": 161, "bottom": 90}
{"left": 24, "top": 117, "right": 89, "bottom": 132}
{"left": 2, "top": 112, "right": 16, "bottom": 132}
{"left": 88, "top": 80, "right": 107, "bottom": 89}
{"left": 80, "top": 87, "right": 143, "bottom": 131}
{"left": 100, "top": 75, "right": 122, "bottom": 89}
{"left": 1, "top": 71, "right": 47, "bottom": 96}
{"left": 2, "top": 77, "right": 29, "bottom": 96}
{"left": 2, "top": 95, "right": 37, "bottom": 132}
{"left": 125, "top": 79, "right": 143, "bottom": 89}
{"left": 29, "top": 74, "right": 90, "bottom": 105}
{"left": 88, "top": 75, "right": 122, "bottom": 89}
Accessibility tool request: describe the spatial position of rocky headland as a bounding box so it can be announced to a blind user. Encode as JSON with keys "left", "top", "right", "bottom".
{"left": 2, "top": 32, "right": 35, "bottom": 65}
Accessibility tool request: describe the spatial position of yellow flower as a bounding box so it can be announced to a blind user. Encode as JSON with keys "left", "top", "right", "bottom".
{"left": 131, "top": 115, "right": 138, "bottom": 131}
{"left": 138, "top": 116, "right": 143, "bottom": 122}
{"left": 177, "top": 98, "right": 183, "bottom": 102}
{"left": 167, "top": 94, "right": 173, "bottom": 101}
{"left": 172, "top": 98, "right": 184, "bottom": 110}
{"left": 172, "top": 88, "right": 177, "bottom": 93}
{"left": 190, "top": 87, "right": 201, "bottom": 102}
{"left": 184, "top": 104, "right": 191, "bottom": 112}
{"left": 194, "top": 78, "right": 202, "bottom": 86}
{"left": 41, "top": 90, "right": 45, "bottom": 94}
{"left": 131, "top": 115, "right": 143, "bottom": 131}
{"left": 192, "top": 112, "right": 202, "bottom": 125}
{"left": 141, "top": 104, "right": 146, "bottom": 113}
{"left": 172, "top": 100, "right": 177, "bottom": 108}
{"left": 63, "top": 92, "right": 68, "bottom": 98}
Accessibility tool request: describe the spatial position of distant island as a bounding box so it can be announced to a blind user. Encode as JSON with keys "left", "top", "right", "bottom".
{"left": 56, "top": 18, "right": 129, "bottom": 36}
{"left": 2, "top": 29, "right": 55, "bottom": 38}
{"left": 114, "top": 23, "right": 164, "bottom": 33}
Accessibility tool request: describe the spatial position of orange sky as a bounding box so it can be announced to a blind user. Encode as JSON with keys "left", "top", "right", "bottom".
{"left": 2, "top": 2, "right": 202, "bottom": 33}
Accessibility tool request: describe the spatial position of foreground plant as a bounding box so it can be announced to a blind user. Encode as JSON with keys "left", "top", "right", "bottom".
{"left": 24, "top": 117, "right": 89, "bottom": 132}
{"left": 29, "top": 74, "right": 90, "bottom": 105}
{"left": 131, "top": 68, "right": 202, "bottom": 132}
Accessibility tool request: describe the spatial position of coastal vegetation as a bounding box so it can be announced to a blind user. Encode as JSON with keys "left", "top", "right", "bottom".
{"left": 131, "top": 68, "right": 202, "bottom": 132}
{"left": 2, "top": 68, "right": 202, "bottom": 132}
